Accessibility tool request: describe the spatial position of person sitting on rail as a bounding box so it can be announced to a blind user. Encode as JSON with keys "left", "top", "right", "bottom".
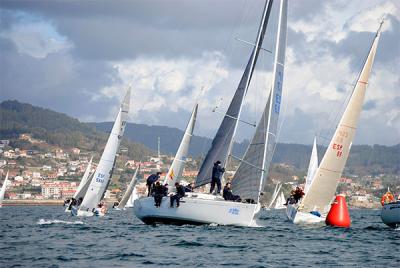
{"left": 223, "top": 182, "right": 241, "bottom": 202}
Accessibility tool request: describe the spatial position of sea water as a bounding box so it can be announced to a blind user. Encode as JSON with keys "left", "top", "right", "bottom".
{"left": 0, "top": 206, "right": 398, "bottom": 267}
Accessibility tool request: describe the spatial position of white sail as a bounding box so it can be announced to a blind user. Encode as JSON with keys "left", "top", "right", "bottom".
{"left": 300, "top": 24, "right": 382, "bottom": 214}
{"left": 125, "top": 188, "right": 138, "bottom": 208}
{"left": 163, "top": 104, "right": 198, "bottom": 191}
{"left": 304, "top": 138, "right": 318, "bottom": 194}
{"left": 274, "top": 192, "right": 286, "bottom": 209}
{"left": 79, "top": 88, "right": 130, "bottom": 214}
{"left": 232, "top": 0, "right": 288, "bottom": 203}
{"left": 73, "top": 156, "right": 93, "bottom": 199}
{"left": 0, "top": 171, "right": 9, "bottom": 206}
{"left": 268, "top": 182, "right": 282, "bottom": 209}
{"left": 117, "top": 166, "right": 140, "bottom": 209}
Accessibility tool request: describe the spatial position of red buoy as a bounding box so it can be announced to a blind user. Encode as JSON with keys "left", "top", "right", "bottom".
{"left": 325, "top": 195, "right": 351, "bottom": 228}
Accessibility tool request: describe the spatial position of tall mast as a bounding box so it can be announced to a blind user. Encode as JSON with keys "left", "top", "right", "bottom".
{"left": 195, "top": 0, "right": 274, "bottom": 187}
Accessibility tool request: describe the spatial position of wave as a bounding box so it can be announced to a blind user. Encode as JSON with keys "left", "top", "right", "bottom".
{"left": 37, "top": 219, "right": 85, "bottom": 225}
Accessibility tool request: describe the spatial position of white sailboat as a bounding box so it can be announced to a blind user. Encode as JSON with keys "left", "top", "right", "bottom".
{"left": 274, "top": 192, "right": 286, "bottom": 209}
{"left": 304, "top": 137, "right": 318, "bottom": 194}
{"left": 125, "top": 187, "right": 138, "bottom": 208}
{"left": 117, "top": 166, "right": 140, "bottom": 210}
{"left": 0, "top": 171, "right": 10, "bottom": 208}
{"left": 266, "top": 183, "right": 282, "bottom": 209}
{"left": 286, "top": 21, "right": 383, "bottom": 225}
{"left": 65, "top": 156, "right": 93, "bottom": 212}
{"left": 74, "top": 88, "right": 131, "bottom": 217}
{"left": 134, "top": 0, "right": 288, "bottom": 226}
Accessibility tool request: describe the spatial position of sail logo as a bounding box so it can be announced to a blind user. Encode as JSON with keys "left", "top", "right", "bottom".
{"left": 228, "top": 208, "right": 240, "bottom": 215}
{"left": 274, "top": 70, "right": 283, "bottom": 114}
{"left": 95, "top": 173, "right": 105, "bottom": 184}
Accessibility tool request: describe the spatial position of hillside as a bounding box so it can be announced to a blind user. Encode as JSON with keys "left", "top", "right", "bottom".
{"left": 1, "top": 100, "right": 398, "bottom": 175}
{"left": 94, "top": 122, "right": 400, "bottom": 175}
{"left": 0, "top": 100, "right": 153, "bottom": 160}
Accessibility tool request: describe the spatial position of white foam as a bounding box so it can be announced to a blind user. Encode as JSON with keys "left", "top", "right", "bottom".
{"left": 37, "top": 219, "right": 85, "bottom": 225}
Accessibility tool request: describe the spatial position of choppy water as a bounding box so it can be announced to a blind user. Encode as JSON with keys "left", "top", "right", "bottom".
{"left": 0, "top": 206, "right": 398, "bottom": 267}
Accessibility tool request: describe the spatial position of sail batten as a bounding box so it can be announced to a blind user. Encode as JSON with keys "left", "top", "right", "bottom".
{"left": 300, "top": 25, "right": 382, "bottom": 214}
{"left": 194, "top": 0, "right": 274, "bottom": 188}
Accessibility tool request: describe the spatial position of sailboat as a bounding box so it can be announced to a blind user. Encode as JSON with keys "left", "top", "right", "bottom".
{"left": 73, "top": 88, "right": 131, "bottom": 217}
{"left": 274, "top": 191, "right": 286, "bottom": 209}
{"left": 304, "top": 138, "right": 318, "bottom": 194}
{"left": 65, "top": 156, "right": 93, "bottom": 212}
{"left": 266, "top": 183, "right": 283, "bottom": 209}
{"left": 134, "top": 0, "right": 288, "bottom": 226}
{"left": 381, "top": 201, "right": 400, "bottom": 229}
{"left": 125, "top": 187, "right": 138, "bottom": 208}
{"left": 286, "top": 21, "right": 384, "bottom": 225}
{"left": 116, "top": 166, "right": 140, "bottom": 210}
{"left": 0, "top": 171, "right": 9, "bottom": 208}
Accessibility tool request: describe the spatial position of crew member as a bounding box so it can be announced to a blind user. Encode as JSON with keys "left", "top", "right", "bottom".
{"left": 153, "top": 182, "right": 166, "bottom": 207}
{"left": 223, "top": 182, "right": 241, "bottom": 202}
{"left": 146, "top": 172, "right": 162, "bottom": 196}
{"left": 381, "top": 191, "right": 395, "bottom": 206}
{"left": 210, "top": 161, "right": 225, "bottom": 194}
{"left": 185, "top": 182, "right": 195, "bottom": 192}
{"left": 293, "top": 187, "right": 305, "bottom": 203}
{"left": 170, "top": 182, "right": 186, "bottom": 207}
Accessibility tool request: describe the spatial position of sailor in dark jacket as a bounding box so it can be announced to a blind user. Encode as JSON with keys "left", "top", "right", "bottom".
{"left": 223, "top": 182, "right": 241, "bottom": 202}
{"left": 210, "top": 161, "right": 225, "bottom": 194}
{"left": 153, "top": 182, "right": 166, "bottom": 207}
{"left": 146, "top": 172, "right": 162, "bottom": 196}
{"left": 170, "top": 182, "right": 186, "bottom": 207}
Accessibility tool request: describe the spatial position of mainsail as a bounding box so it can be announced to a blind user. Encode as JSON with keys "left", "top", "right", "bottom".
{"left": 79, "top": 89, "right": 130, "bottom": 212}
{"left": 73, "top": 156, "right": 93, "bottom": 200}
{"left": 300, "top": 23, "right": 383, "bottom": 214}
{"left": 117, "top": 166, "right": 140, "bottom": 209}
{"left": 232, "top": 0, "right": 288, "bottom": 202}
{"left": 163, "top": 104, "right": 198, "bottom": 191}
{"left": 195, "top": 0, "right": 274, "bottom": 187}
{"left": 0, "top": 171, "right": 9, "bottom": 205}
{"left": 304, "top": 138, "right": 318, "bottom": 194}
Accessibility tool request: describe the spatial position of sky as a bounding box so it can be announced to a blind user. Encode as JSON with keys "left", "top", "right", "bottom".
{"left": 0, "top": 0, "right": 399, "bottom": 146}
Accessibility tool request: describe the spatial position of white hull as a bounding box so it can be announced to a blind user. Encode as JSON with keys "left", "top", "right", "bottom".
{"left": 381, "top": 202, "right": 400, "bottom": 228}
{"left": 286, "top": 203, "right": 325, "bottom": 225}
{"left": 134, "top": 193, "right": 260, "bottom": 226}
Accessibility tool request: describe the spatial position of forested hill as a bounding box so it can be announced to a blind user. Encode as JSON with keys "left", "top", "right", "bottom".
{"left": 0, "top": 100, "right": 153, "bottom": 160}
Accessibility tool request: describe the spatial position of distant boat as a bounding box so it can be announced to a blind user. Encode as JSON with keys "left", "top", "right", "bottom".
{"left": 286, "top": 21, "right": 383, "bottom": 225}
{"left": 73, "top": 89, "right": 131, "bottom": 217}
{"left": 266, "top": 183, "right": 283, "bottom": 209}
{"left": 0, "top": 171, "right": 9, "bottom": 208}
{"left": 134, "top": 0, "right": 288, "bottom": 226}
{"left": 65, "top": 156, "right": 93, "bottom": 212}
{"left": 117, "top": 166, "right": 140, "bottom": 210}
{"left": 274, "top": 192, "right": 286, "bottom": 210}
{"left": 125, "top": 187, "right": 138, "bottom": 208}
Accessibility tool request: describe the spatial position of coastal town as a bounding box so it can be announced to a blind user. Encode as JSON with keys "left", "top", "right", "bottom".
{"left": 0, "top": 134, "right": 397, "bottom": 208}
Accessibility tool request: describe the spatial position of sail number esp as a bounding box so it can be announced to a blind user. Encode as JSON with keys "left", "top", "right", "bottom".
{"left": 95, "top": 173, "right": 105, "bottom": 183}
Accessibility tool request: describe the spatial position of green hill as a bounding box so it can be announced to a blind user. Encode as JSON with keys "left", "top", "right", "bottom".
{"left": 0, "top": 100, "right": 153, "bottom": 160}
